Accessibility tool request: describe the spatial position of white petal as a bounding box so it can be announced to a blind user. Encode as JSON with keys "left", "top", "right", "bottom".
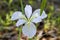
{"left": 31, "top": 16, "right": 42, "bottom": 23}
{"left": 31, "top": 12, "right": 40, "bottom": 19}
{"left": 30, "top": 9, "right": 40, "bottom": 21}
{"left": 11, "top": 11, "right": 24, "bottom": 20}
{"left": 32, "top": 9, "right": 47, "bottom": 19}
{"left": 16, "top": 19, "right": 26, "bottom": 27}
{"left": 41, "top": 11, "right": 47, "bottom": 19}
{"left": 25, "top": 5, "right": 32, "bottom": 18}
{"left": 33, "top": 9, "right": 40, "bottom": 16}
{"left": 22, "top": 23, "right": 36, "bottom": 38}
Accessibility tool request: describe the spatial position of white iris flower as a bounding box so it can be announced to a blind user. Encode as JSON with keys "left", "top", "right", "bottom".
{"left": 11, "top": 5, "right": 47, "bottom": 38}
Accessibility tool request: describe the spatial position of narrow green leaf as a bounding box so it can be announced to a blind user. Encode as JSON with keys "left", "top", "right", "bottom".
{"left": 40, "top": 0, "right": 47, "bottom": 15}
{"left": 20, "top": 0, "right": 24, "bottom": 14}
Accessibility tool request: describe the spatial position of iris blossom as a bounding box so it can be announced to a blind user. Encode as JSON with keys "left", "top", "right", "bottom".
{"left": 11, "top": 5, "right": 47, "bottom": 38}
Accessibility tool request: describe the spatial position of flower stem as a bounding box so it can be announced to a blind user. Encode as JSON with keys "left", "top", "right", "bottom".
{"left": 18, "top": 27, "right": 22, "bottom": 40}
{"left": 18, "top": 0, "right": 24, "bottom": 40}
{"left": 20, "top": 0, "right": 24, "bottom": 14}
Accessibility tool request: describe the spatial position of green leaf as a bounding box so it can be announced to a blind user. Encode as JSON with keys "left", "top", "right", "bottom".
{"left": 20, "top": 0, "right": 24, "bottom": 14}
{"left": 40, "top": 0, "right": 47, "bottom": 15}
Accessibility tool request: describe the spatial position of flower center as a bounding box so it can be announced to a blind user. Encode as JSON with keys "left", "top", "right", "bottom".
{"left": 27, "top": 18, "right": 31, "bottom": 27}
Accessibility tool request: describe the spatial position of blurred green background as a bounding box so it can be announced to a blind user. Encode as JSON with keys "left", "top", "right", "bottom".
{"left": 0, "top": 0, "right": 60, "bottom": 40}
{"left": 0, "top": 0, "right": 60, "bottom": 30}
